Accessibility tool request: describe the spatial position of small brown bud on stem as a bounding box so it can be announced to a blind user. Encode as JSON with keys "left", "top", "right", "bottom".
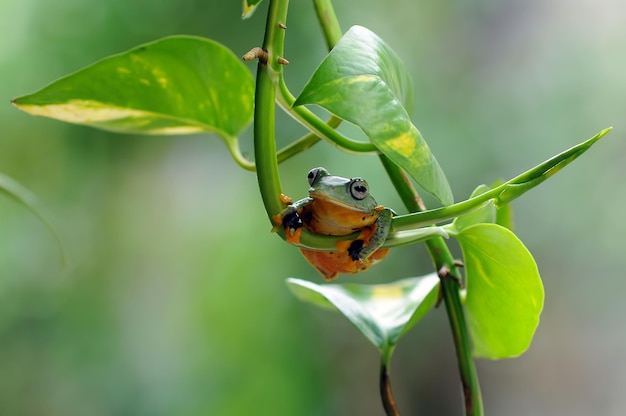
{"left": 242, "top": 47, "right": 268, "bottom": 64}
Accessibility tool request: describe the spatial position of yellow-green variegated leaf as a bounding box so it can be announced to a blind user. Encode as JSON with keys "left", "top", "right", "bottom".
{"left": 13, "top": 36, "right": 254, "bottom": 141}
{"left": 294, "top": 25, "right": 453, "bottom": 206}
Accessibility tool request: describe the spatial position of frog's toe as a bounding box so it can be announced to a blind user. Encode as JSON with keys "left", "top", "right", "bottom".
{"left": 282, "top": 210, "right": 303, "bottom": 231}
{"left": 347, "top": 239, "right": 364, "bottom": 261}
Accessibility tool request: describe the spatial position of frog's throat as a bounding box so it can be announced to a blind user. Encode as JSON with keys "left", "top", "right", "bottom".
{"left": 308, "top": 190, "right": 372, "bottom": 213}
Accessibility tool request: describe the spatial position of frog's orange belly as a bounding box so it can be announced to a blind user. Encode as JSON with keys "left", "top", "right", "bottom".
{"left": 300, "top": 247, "right": 390, "bottom": 281}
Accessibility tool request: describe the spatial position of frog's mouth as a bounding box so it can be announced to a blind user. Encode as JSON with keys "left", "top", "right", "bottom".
{"left": 309, "top": 190, "right": 369, "bottom": 213}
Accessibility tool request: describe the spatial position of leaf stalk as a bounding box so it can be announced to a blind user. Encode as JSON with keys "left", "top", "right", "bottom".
{"left": 380, "top": 360, "right": 400, "bottom": 416}
{"left": 380, "top": 155, "right": 484, "bottom": 416}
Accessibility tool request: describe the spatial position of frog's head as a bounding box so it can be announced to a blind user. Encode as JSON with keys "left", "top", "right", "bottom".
{"left": 306, "top": 167, "right": 378, "bottom": 212}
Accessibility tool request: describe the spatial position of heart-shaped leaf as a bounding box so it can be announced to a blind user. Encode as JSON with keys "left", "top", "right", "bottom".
{"left": 287, "top": 274, "right": 439, "bottom": 363}
{"left": 13, "top": 36, "right": 254, "bottom": 141}
{"left": 294, "top": 26, "right": 453, "bottom": 206}
{"left": 451, "top": 224, "right": 544, "bottom": 359}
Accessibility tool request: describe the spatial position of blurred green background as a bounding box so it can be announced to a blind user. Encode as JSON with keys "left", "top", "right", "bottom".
{"left": 1, "top": 0, "right": 624, "bottom": 415}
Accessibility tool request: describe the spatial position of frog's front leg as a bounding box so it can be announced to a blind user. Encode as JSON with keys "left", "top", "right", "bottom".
{"left": 348, "top": 207, "right": 393, "bottom": 261}
{"left": 273, "top": 197, "right": 313, "bottom": 244}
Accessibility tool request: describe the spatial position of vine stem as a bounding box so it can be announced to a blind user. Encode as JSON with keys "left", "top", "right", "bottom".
{"left": 259, "top": 0, "right": 483, "bottom": 414}
{"left": 253, "top": 0, "right": 290, "bottom": 223}
{"left": 272, "top": 0, "right": 377, "bottom": 154}
{"left": 313, "top": 0, "right": 342, "bottom": 50}
{"left": 380, "top": 155, "right": 484, "bottom": 416}
{"left": 380, "top": 360, "right": 400, "bottom": 416}
{"left": 309, "top": 2, "right": 405, "bottom": 413}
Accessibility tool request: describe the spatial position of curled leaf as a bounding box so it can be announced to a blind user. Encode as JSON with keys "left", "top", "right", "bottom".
{"left": 287, "top": 274, "right": 439, "bottom": 362}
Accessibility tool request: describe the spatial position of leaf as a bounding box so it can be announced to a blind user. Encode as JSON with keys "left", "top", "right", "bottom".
{"left": 287, "top": 274, "right": 439, "bottom": 362}
{"left": 294, "top": 25, "right": 453, "bottom": 206}
{"left": 242, "top": 0, "right": 264, "bottom": 18}
{"left": 495, "top": 127, "right": 612, "bottom": 206}
{"left": 0, "top": 172, "right": 67, "bottom": 265}
{"left": 13, "top": 36, "right": 254, "bottom": 141}
{"left": 392, "top": 127, "right": 612, "bottom": 232}
{"left": 451, "top": 224, "right": 544, "bottom": 359}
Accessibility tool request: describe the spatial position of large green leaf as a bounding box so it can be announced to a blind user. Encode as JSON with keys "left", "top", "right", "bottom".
{"left": 294, "top": 25, "right": 453, "bottom": 206}
{"left": 13, "top": 36, "right": 254, "bottom": 140}
{"left": 451, "top": 224, "right": 544, "bottom": 359}
{"left": 287, "top": 274, "right": 439, "bottom": 363}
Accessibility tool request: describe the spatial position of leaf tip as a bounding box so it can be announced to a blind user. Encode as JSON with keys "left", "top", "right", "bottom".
{"left": 583, "top": 126, "right": 613, "bottom": 148}
{"left": 599, "top": 126, "right": 613, "bottom": 137}
{"left": 242, "top": 0, "right": 261, "bottom": 19}
{"left": 10, "top": 96, "right": 25, "bottom": 108}
{"left": 285, "top": 277, "right": 302, "bottom": 286}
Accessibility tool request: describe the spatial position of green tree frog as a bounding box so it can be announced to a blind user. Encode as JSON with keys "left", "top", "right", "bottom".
{"left": 274, "top": 167, "right": 394, "bottom": 280}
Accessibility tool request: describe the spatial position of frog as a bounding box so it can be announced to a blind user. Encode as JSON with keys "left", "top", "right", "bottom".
{"left": 273, "top": 167, "right": 394, "bottom": 281}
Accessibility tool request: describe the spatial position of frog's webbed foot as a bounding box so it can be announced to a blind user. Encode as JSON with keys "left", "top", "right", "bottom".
{"left": 347, "top": 240, "right": 365, "bottom": 261}
{"left": 273, "top": 207, "right": 303, "bottom": 244}
{"left": 354, "top": 208, "right": 393, "bottom": 261}
{"left": 282, "top": 209, "right": 303, "bottom": 232}
{"left": 273, "top": 197, "right": 313, "bottom": 244}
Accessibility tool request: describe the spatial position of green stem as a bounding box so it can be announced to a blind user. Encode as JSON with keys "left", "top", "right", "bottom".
{"left": 227, "top": 129, "right": 328, "bottom": 172}
{"left": 276, "top": 118, "right": 340, "bottom": 162}
{"left": 432, "top": 242, "right": 484, "bottom": 416}
{"left": 276, "top": 78, "right": 377, "bottom": 153}
{"left": 254, "top": 65, "right": 283, "bottom": 220}
{"left": 380, "top": 359, "right": 400, "bottom": 416}
{"left": 272, "top": 0, "right": 375, "bottom": 154}
{"left": 312, "top": 0, "right": 343, "bottom": 49}
{"left": 226, "top": 136, "right": 256, "bottom": 171}
{"left": 380, "top": 155, "right": 484, "bottom": 416}
{"left": 254, "top": 0, "right": 291, "bottom": 222}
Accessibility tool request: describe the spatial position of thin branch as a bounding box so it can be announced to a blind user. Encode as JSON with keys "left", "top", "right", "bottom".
{"left": 253, "top": 0, "right": 291, "bottom": 222}
{"left": 380, "top": 360, "right": 400, "bottom": 416}
{"left": 379, "top": 155, "right": 484, "bottom": 416}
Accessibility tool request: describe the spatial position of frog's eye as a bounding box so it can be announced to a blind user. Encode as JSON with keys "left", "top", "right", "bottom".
{"left": 349, "top": 178, "right": 369, "bottom": 200}
{"left": 307, "top": 167, "right": 329, "bottom": 186}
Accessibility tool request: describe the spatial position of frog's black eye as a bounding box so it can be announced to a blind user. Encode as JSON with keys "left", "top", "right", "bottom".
{"left": 349, "top": 178, "right": 369, "bottom": 200}
{"left": 307, "top": 167, "right": 329, "bottom": 186}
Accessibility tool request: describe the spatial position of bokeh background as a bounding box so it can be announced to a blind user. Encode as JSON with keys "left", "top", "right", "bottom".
{"left": 1, "top": 0, "right": 624, "bottom": 415}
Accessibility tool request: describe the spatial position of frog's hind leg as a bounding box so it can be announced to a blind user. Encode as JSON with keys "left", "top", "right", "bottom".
{"left": 299, "top": 249, "right": 341, "bottom": 281}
